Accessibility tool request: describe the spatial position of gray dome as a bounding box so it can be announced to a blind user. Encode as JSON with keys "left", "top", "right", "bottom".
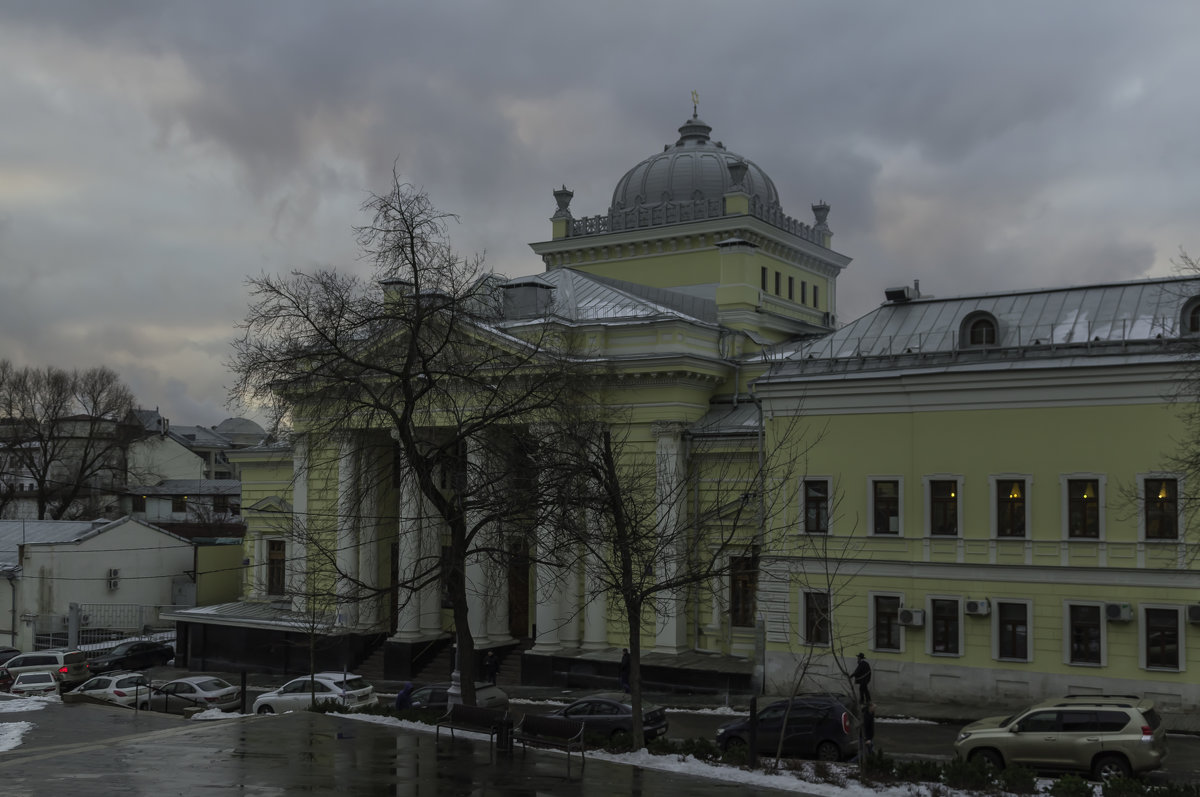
{"left": 609, "top": 115, "right": 782, "bottom": 215}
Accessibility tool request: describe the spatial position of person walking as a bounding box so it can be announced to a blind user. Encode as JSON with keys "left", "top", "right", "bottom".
{"left": 618, "top": 648, "right": 631, "bottom": 693}
{"left": 851, "top": 652, "right": 872, "bottom": 704}
{"left": 394, "top": 681, "right": 414, "bottom": 711}
{"left": 483, "top": 650, "right": 499, "bottom": 684}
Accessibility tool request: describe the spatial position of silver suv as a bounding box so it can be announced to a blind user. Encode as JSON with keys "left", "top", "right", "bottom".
{"left": 2, "top": 649, "right": 90, "bottom": 690}
{"left": 954, "top": 694, "right": 1167, "bottom": 779}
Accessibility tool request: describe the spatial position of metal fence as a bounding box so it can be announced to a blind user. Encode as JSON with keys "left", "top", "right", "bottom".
{"left": 33, "top": 602, "right": 182, "bottom": 652}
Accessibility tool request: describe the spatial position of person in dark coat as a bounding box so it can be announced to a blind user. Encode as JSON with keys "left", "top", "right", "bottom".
{"left": 851, "top": 652, "right": 872, "bottom": 704}
{"left": 394, "top": 681, "right": 414, "bottom": 711}
{"left": 618, "top": 648, "right": 631, "bottom": 693}
{"left": 483, "top": 650, "right": 499, "bottom": 684}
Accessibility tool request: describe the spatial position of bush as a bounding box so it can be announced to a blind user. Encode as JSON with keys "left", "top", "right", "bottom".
{"left": 893, "top": 758, "right": 943, "bottom": 784}
{"left": 941, "top": 756, "right": 995, "bottom": 791}
{"left": 1102, "top": 778, "right": 1146, "bottom": 797}
{"left": 996, "top": 764, "right": 1038, "bottom": 794}
{"left": 1047, "top": 774, "right": 1095, "bottom": 797}
{"left": 1144, "top": 784, "right": 1200, "bottom": 797}
{"left": 857, "top": 750, "right": 896, "bottom": 781}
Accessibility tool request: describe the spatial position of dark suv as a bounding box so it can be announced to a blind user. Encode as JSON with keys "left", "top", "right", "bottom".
{"left": 717, "top": 694, "right": 858, "bottom": 761}
{"left": 88, "top": 640, "right": 174, "bottom": 673}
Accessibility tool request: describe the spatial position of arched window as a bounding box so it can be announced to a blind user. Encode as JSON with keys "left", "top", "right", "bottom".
{"left": 960, "top": 312, "right": 999, "bottom": 348}
{"left": 1186, "top": 302, "right": 1200, "bottom": 334}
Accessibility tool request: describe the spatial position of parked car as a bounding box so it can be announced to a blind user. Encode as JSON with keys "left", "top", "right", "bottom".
{"left": 0, "top": 647, "right": 20, "bottom": 667}
{"left": 138, "top": 676, "right": 241, "bottom": 715}
{"left": 407, "top": 682, "right": 509, "bottom": 711}
{"left": 71, "top": 672, "right": 150, "bottom": 706}
{"left": 253, "top": 673, "right": 375, "bottom": 715}
{"left": 10, "top": 671, "right": 60, "bottom": 697}
{"left": 716, "top": 694, "right": 858, "bottom": 761}
{"left": 88, "top": 640, "right": 174, "bottom": 673}
{"left": 548, "top": 692, "right": 669, "bottom": 742}
{"left": 2, "top": 649, "right": 90, "bottom": 689}
{"left": 954, "top": 694, "right": 1167, "bottom": 779}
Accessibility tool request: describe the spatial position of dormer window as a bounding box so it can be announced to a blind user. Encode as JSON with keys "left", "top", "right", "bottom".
{"left": 1183, "top": 299, "right": 1200, "bottom": 334}
{"left": 960, "top": 312, "right": 999, "bottom": 348}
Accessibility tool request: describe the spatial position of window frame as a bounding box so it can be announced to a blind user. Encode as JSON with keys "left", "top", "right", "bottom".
{"left": 1061, "top": 474, "right": 1106, "bottom": 540}
{"left": 266, "top": 538, "right": 287, "bottom": 596}
{"left": 171, "top": 495, "right": 187, "bottom": 514}
{"left": 990, "top": 474, "right": 1031, "bottom": 539}
{"left": 870, "top": 592, "right": 904, "bottom": 653}
{"left": 959, "top": 311, "right": 1000, "bottom": 348}
{"left": 924, "top": 475, "right": 963, "bottom": 537}
{"left": 992, "top": 599, "right": 1032, "bottom": 663}
{"left": 1138, "top": 473, "right": 1182, "bottom": 542}
{"left": 801, "top": 590, "right": 832, "bottom": 647}
{"left": 1141, "top": 604, "right": 1184, "bottom": 672}
{"left": 801, "top": 477, "right": 831, "bottom": 535}
{"left": 729, "top": 553, "right": 758, "bottom": 628}
{"left": 1063, "top": 600, "right": 1106, "bottom": 667}
{"left": 868, "top": 476, "right": 903, "bottom": 536}
{"left": 927, "top": 596, "right": 962, "bottom": 657}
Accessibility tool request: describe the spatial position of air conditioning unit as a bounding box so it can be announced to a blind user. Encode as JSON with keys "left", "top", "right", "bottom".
{"left": 898, "top": 608, "right": 925, "bottom": 627}
{"left": 107, "top": 568, "right": 120, "bottom": 591}
{"left": 965, "top": 599, "right": 991, "bottom": 616}
{"left": 1187, "top": 604, "right": 1200, "bottom": 625}
{"left": 1105, "top": 602, "right": 1132, "bottom": 622}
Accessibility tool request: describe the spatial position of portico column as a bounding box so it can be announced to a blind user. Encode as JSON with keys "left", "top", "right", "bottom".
{"left": 557, "top": 555, "right": 580, "bottom": 650}
{"left": 288, "top": 437, "right": 309, "bottom": 613}
{"left": 357, "top": 447, "right": 380, "bottom": 630}
{"left": 530, "top": 546, "right": 562, "bottom": 653}
{"left": 581, "top": 525, "right": 609, "bottom": 650}
{"left": 337, "top": 437, "right": 361, "bottom": 628}
{"left": 391, "top": 471, "right": 422, "bottom": 641}
{"left": 653, "top": 421, "right": 689, "bottom": 653}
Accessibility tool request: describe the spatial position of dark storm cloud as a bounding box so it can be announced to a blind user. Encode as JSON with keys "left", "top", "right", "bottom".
{"left": 1, "top": 0, "right": 1197, "bottom": 422}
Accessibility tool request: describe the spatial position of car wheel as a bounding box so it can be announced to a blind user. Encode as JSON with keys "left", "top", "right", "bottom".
{"left": 721, "top": 736, "right": 746, "bottom": 753}
{"left": 609, "top": 728, "right": 630, "bottom": 746}
{"left": 256, "top": 705, "right": 275, "bottom": 715}
{"left": 816, "top": 741, "right": 841, "bottom": 762}
{"left": 1093, "top": 753, "right": 1132, "bottom": 780}
{"left": 137, "top": 703, "right": 150, "bottom": 712}
{"left": 969, "top": 748, "right": 1004, "bottom": 770}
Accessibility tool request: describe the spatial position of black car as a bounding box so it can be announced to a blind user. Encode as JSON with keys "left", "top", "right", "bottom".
{"left": 716, "top": 695, "right": 858, "bottom": 761}
{"left": 0, "top": 647, "right": 20, "bottom": 667}
{"left": 88, "top": 640, "right": 174, "bottom": 673}
{"left": 408, "top": 682, "right": 509, "bottom": 710}
{"left": 548, "top": 693, "right": 669, "bottom": 742}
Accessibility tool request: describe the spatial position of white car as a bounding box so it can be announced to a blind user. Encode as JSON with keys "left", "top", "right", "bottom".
{"left": 71, "top": 673, "right": 150, "bottom": 706}
{"left": 253, "top": 673, "right": 375, "bottom": 714}
{"left": 10, "top": 671, "right": 59, "bottom": 697}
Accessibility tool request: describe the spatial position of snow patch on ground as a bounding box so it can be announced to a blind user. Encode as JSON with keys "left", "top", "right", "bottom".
{"left": 0, "top": 696, "right": 54, "bottom": 713}
{"left": 190, "top": 708, "right": 251, "bottom": 721}
{"left": 0, "top": 721, "right": 34, "bottom": 752}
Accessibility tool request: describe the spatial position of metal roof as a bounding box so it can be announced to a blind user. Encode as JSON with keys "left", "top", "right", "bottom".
{"left": 506, "top": 268, "right": 718, "bottom": 326}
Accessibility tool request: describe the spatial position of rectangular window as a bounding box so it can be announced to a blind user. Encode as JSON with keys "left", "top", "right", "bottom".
{"left": 761, "top": 267, "right": 768, "bottom": 291}
{"left": 1145, "top": 478, "right": 1178, "bottom": 540}
{"left": 132, "top": 494, "right": 146, "bottom": 513}
{"left": 1068, "top": 604, "right": 1102, "bottom": 665}
{"left": 1067, "top": 478, "right": 1100, "bottom": 538}
{"left": 929, "top": 480, "right": 958, "bottom": 536}
{"left": 801, "top": 281, "right": 807, "bottom": 304}
{"left": 267, "top": 540, "right": 286, "bottom": 596}
{"left": 803, "top": 480, "right": 829, "bottom": 534}
{"left": 804, "top": 591, "right": 831, "bottom": 645}
{"left": 873, "top": 595, "right": 901, "bottom": 651}
{"left": 788, "top": 276, "right": 794, "bottom": 300}
{"left": 1145, "top": 608, "right": 1180, "bottom": 670}
{"left": 931, "top": 598, "right": 960, "bottom": 655}
{"left": 997, "top": 602, "right": 1029, "bottom": 661}
{"left": 213, "top": 495, "right": 229, "bottom": 514}
{"left": 774, "top": 271, "right": 781, "bottom": 295}
{"left": 872, "top": 479, "right": 900, "bottom": 535}
{"left": 996, "top": 478, "right": 1026, "bottom": 538}
{"left": 813, "top": 285, "right": 820, "bottom": 308}
{"left": 171, "top": 495, "right": 187, "bottom": 514}
{"left": 729, "top": 554, "right": 758, "bottom": 628}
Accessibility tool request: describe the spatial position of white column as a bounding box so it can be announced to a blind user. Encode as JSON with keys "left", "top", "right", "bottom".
{"left": 581, "top": 540, "right": 609, "bottom": 650}
{"left": 418, "top": 508, "right": 444, "bottom": 637}
{"left": 557, "top": 556, "right": 580, "bottom": 650}
{"left": 357, "top": 448, "right": 380, "bottom": 630}
{"left": 289, "top": 437, "right": 309, "bottom": 613}
{"left": 484, "top": 538, "right": 512, "bottom": 644}
{"left": 654, "top": 421, "right": 689, "bottom": 653}
{"left": 337, "top": 437, "right": 361, "bottom": 628}
{"left": 530, "top": 551, "right": 561, "bottom": 653}
{"left": 391, "top": 471, "right": 422, "bottom": 641}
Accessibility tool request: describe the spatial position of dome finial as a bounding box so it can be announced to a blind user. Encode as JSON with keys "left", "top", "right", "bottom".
{"left": 691, "top": 89, "right": 699, "bottom": 118}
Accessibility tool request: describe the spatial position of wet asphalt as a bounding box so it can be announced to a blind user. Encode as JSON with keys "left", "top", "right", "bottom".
{"left": 0, "top": 698, "right": 795, "bottom": 796}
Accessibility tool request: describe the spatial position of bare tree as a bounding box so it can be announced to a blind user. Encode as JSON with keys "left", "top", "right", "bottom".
{"left": 539, "top": 404, "right": 811, "bottom": 749}
{"left": 0, "top": 361, "right": 137, "bottom": 519}
{"left": 229, "top": 176, "right": 581, "bottom": 705}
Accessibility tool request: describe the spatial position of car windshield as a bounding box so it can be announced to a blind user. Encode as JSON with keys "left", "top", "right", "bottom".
{"left": 21, "top": 673, "right": 54, "bottom": 683}
{"left": 194, "top": 679, "right": 230, "bottom": 692}
{"left": 335, "top": 677, "right": 369, "bottom": 691}
{"left": 108, "top": 643, "right": 135, "bottom": 655}
{"left": 64, "top": 652, "right": 87, "bottom": 665}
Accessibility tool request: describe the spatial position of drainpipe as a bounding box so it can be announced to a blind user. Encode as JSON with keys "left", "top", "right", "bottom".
{"left": 5, "top": 570, "right": 16, "bottom": 646}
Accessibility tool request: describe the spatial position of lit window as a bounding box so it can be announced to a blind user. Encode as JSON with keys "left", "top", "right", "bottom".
{"left": 929, "top": 480, "right": 958, "bottom": 536}
{"left": 996, "top": 602, "right": 1029, "bottom": 661}
{"left": 873, "top": 595, "right": 901, "bottom": 651}
{"left": 1067, "top": 479, "right": 1100, "bottom": 538}
{"left": 804, "top": 591, "right": 831, "bottom": 645}
{"left": 1144, "top": 478, "right": 1178, "bottom": 540}
{"left": 996, "top": 479, "right": 1026, "bottom": 538}
{"left": 803, "top": 480, "right": 829, "bottom": 534}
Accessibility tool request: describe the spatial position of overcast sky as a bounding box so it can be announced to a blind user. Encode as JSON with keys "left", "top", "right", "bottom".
{"left": 2, "top": 1, "right": 1198, "bottom": 425}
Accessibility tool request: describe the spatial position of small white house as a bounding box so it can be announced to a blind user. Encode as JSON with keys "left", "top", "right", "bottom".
{"left": 0, "top": 517, "right": 195, "bottom": 651}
